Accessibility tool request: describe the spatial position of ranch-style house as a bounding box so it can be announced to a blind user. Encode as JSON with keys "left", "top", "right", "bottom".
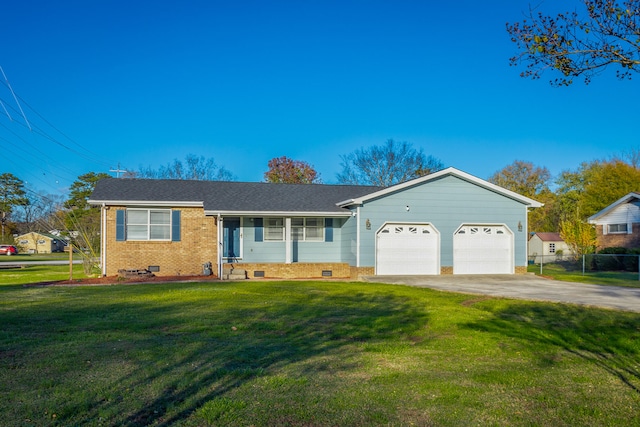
{"left": 89, "top": 167, "right": 542, "bottom": 279}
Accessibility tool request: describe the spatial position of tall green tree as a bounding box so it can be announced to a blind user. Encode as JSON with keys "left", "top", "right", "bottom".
{"left": 0, "top": 173, "right": 28, "bottom": 240}
{"left": 337, "top": 139, "right": 444, "bottom": 186}
{"left": 64, "top": 172, "right": 110, "bottom": 275}
{"left": 264, "top": 156, "right": 321, "bottom": 184}
{"left": 507, "top": 0, "right": 640, "bottom": 85}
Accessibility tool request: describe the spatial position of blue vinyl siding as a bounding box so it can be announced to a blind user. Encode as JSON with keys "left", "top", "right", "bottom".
{"left": 357, "top": 175, "right": 529, "bottom": 268}
{"left": 239, "top": 216, "right": 346, "bottom": 263}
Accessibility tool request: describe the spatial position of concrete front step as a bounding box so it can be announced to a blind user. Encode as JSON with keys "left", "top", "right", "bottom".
{"left": 222, "top": 268, "right": 247, "bottom": 280}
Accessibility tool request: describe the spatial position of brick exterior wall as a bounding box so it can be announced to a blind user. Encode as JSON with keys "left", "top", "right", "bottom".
{"left": 514, "top": 266, "right": 527, "bottom": 274}
{"left": 103, "top": 207, "right": 218, "bottom": 277}
{"left": 231, "top": 262, "right": 353, "bottom": 279}
{"left": 441, "top": 266, "right": 453, "bottom": 275}
{"left": 595, "top": 223, "right": 640, "bottom": 250}
{"left": 351, "top": 266, "right": 374, "bottom": 280}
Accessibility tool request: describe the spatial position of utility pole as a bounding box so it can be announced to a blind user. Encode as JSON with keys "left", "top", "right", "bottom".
{"left": 109, "top": 163, "right": 128, "bottom": 178}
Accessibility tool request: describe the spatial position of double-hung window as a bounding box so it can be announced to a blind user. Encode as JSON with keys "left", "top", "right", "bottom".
{"left": 608, "top": 223, "right": 628, "bottom": 234}
{"left": 292, "top": 218, "right": 324, "bottom": 241}
{"left": 264, "top": 218, "right": 284, "bottom": 241}
{"left": 126, "top": 209, "right": 171, "bottom": 240}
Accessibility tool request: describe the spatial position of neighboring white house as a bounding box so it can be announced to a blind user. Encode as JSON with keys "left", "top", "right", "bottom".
{"left": 587, "top": 192, "right": 640, "bottom": 250}
{"left": 528, "top": 232, "right": 574, "bottom": 264}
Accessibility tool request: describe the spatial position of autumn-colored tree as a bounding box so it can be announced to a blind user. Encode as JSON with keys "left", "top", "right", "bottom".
{"left": 264, "top": 156, "right": 320, "bottom": 184}
{"left": 555, "top": 159, "right": 640, "bottom": 221}
{"left": 560, "top": 215, "right": 597, "bottom": 258}
{"left": 488, "top": 161, "right": 555, "bottom": 232}
{"left": 488, "top": 160, "right": 551, "bottom": 198}
{"left": 507, "top": 0, "right": 640, "bottom": 85}
{"left": 337, "top": 139, "right": 444, "bottom": 186}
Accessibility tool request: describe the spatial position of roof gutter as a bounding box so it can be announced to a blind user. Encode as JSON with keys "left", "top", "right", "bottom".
{"left": 204, "top": 210, "right": 352, "bottom": 217}
{"left": 88, "top": 200, "right": 203, "bottom": 208}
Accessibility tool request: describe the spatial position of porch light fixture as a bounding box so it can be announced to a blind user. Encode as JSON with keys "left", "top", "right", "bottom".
{"left": 518, "top": 221, "right": 523, "bottom": 232}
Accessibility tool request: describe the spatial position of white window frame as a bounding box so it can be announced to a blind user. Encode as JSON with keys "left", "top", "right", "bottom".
{"left": 292, "top": 217, "right": 324, "bottom": 242}
{"left": 264, "top": 217, "right": 285, "bottom": 241}
{"left": 607, "top": 223, "right": 628, "bottom": 234}
{"left": 549, "top": 243, "right": 556, "bottom": 254}
{"left": 126, "top": 208, "right": 172, "bottom": 241}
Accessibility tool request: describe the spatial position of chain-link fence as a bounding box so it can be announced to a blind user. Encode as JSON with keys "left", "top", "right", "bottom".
{"left": 529, "top": 253, "right": 640, "bottom": 281}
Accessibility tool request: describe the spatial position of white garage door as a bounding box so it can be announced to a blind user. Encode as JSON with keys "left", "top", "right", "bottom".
{"left": 376, "top": 223, "right": 440, "bottom": 275}
{"left": 453, "top": 225, "right": 513, "bottom": 274}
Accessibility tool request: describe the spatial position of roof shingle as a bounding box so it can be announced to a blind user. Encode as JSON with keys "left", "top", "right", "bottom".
{"left": 89, "top": 178, "right": 382, "bottom": 214}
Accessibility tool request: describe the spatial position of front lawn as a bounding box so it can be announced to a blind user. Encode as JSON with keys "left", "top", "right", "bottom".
{"left": 0, "top": 264, "right": 88, "bottom": 285}
{"left": 1, "top": 281, "right": 638, "bottom": 426}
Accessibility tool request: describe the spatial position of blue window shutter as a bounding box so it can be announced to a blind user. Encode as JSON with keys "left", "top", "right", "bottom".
{"left": 172, "top": 210, "right": 181, "bottom": 242}
{"left": 255, "top": 218, "right": 263, "bottom": 242}
{"left": 116, "top": 210, "right": 125, "bottom": 241}
{"left": 325, "top": 218, "right": 333, "bottom": 242}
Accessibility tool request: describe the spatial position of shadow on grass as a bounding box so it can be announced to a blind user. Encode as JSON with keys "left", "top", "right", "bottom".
{"left": 0, "top": 283, "right": 429, "bottom": 426}
{"left": 464, "top": 302, "right": 640, "bottom": 393}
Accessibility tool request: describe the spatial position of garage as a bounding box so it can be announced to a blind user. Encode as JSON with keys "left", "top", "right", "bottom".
{"left": 453, "top": 224, "right": 513, "bottom": 274}
{"left": 376, "top": 223, "right": 440, "bottom": 275}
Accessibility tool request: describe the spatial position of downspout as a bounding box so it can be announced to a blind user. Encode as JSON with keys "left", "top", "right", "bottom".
{"left": 523, "top": 206, "right": 529, "bottom": 273}
{"left": 285, "top": 217, "right": 292, "bottom": 264}
{"left": 356, "top": 206, "right": 361, "bottom": 267}
{"left": 101, "top": 204, "right": 106, "bottom": 276}
{"left": 217, "top": 214, "right": 223, "bottom": 279}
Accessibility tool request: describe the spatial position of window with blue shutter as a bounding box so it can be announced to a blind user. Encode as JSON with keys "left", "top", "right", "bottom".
{"left": 171, "top": 210, "right": 181, "bottom": 242}
{"left": 116, "top": 210, "right": 126, "bottom": 241}
{"left": 325, "top": 218, "right": 333, "bottom": 242}
{"left": 254, "top": 218, "right": 263, "bottom": 242}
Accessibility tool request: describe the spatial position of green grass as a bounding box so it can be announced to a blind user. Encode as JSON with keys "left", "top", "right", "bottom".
{"left": 0, "top": 252, "right": 82, "bottom": 263}
{"left": 1, "top": 280, "right": 639, "bottom": 426}
{"left": 528, "top": 263, "right": 640, "bottom": 287}
{"left": 0, "top": 264, "right": 88, "bottom": 285}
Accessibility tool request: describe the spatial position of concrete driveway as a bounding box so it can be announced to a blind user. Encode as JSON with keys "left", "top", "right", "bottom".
{"left": 363, "top": 274, "right": 640, "bottom": 313}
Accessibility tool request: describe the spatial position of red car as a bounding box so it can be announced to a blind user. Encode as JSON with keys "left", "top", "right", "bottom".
{"left": 0, "top": 245, "right": 18, "bottom": 256}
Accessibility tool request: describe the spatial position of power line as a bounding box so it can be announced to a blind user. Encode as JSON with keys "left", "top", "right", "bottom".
{"left": 0, "top": 66, "right": 31, "bottom": 130}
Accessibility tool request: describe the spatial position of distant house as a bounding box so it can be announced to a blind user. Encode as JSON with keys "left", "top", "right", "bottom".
{"left": 15, "top": 232, "right": 68, "bottom": 254}
{"left": 528, "top": 232, "right": 574, "bottom": 263}
{"left": 588, "top": 192, "right": 640, "bottom": 250}
{"left": 88, "top": 167, "right": 542, "bottom": 279}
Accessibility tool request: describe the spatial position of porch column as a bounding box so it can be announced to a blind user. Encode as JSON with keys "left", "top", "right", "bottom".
{"left": 285, "top": 217, "right": 292, "bottom": 263}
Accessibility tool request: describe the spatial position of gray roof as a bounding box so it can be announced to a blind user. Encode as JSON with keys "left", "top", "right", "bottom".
{"left": 89, "top": 178, "right": 382, "bottom": 214}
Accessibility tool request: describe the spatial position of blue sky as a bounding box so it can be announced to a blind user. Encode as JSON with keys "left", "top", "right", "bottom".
{"left": 1, "top": 0, "right": 637, "bottom": 196}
